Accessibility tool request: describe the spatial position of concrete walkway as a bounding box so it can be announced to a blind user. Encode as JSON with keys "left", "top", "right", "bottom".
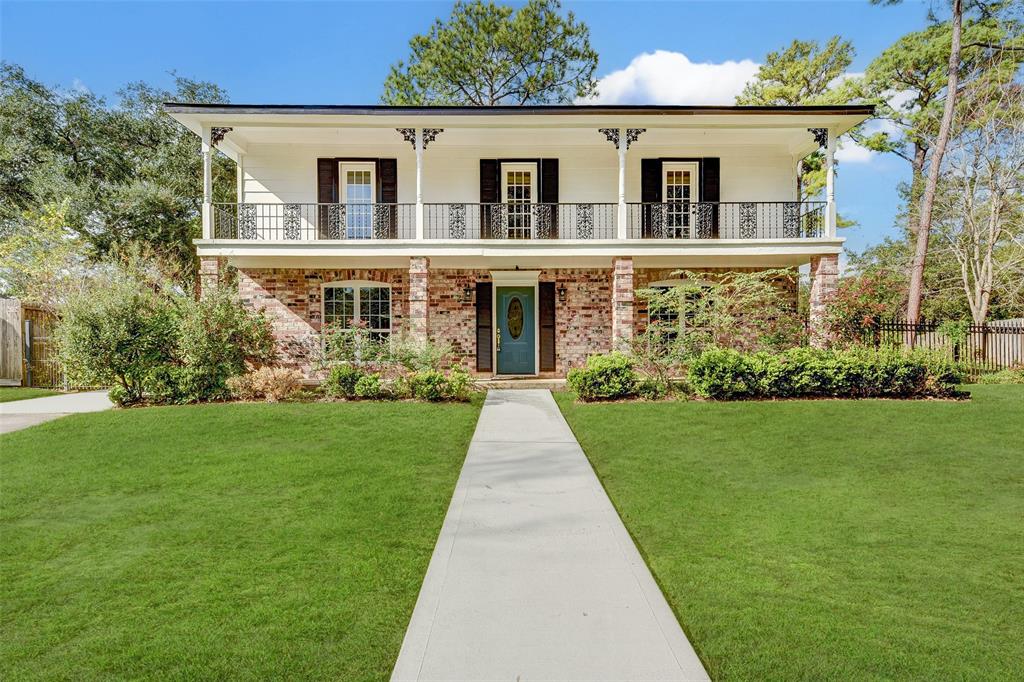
{"left": 0, "top": 391, "right": 113, "bottom": 435}
{"left": 392, "top": 389, "right": 708, "bottom": 681}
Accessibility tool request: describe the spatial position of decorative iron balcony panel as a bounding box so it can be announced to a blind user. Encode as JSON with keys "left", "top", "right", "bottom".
{"left": 423, "top": 203, "right": 617, "bottom": 240}
{"left": 626, "top": 202, "right": 826, "bottom": 239}
{"left": 212, "top": 203, "right": 416, "bottom": 240}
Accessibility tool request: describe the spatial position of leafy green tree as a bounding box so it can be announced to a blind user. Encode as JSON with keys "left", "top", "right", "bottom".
{"left": 381, "top": 0, "right": 598, "bottom": 105}
{"left": 0, "top": 63, "right": 234, "bottom": 282}
{"left": 736, "top": 38, "right": 855, "bottom": 207}
{"left": 737, "top": 37, "right": 855, "bottom": 106}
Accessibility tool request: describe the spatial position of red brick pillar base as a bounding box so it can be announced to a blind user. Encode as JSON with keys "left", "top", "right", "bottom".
{"left": 809, "top": 254, "right": 839, "bottom": 348}
{"left": 409, "top": 256, "right": 429, "bottom": 345}
{"left": 612, "top": 257, "right": 634, "bottom": 350}
{"left": 198, "top": 257, "right": 222, "bottom": 297}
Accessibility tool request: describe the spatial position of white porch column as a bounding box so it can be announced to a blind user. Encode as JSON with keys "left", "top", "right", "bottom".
{"left": 617, "top": 127, "right": 627, "bottom": 240}
{"left": 201, "top": 126, "right": 213, "bottom": 239}
{"left": 415, "top": 128, "right": 425, "bottom": 240}
{"left": 236, "top": 153, "right": 245, "bottom": 204}
{"left": 825, "top": 129, "right": 837, "bottom": 237}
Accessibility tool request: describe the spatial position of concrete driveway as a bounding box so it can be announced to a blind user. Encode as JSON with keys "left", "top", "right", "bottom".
{"left": 0, "top": 391, "right": 113, "bottom": 435}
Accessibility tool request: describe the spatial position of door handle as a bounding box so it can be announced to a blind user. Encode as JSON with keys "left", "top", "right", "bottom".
{"left": 496, "top": 326, "right": 501, "bottom": 352}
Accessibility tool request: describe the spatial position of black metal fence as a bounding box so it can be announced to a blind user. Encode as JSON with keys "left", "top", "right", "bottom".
{"left": 868, "top": 319, "right": 1024, "bottom": 379}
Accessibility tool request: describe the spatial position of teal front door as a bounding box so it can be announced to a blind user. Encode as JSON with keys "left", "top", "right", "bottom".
{"left": 496, "top": 286, "right": 535, "bottom": 374}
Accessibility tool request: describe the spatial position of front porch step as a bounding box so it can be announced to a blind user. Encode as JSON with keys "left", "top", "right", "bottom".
{"left": 474, "top": 377, "right": 566, "bottom": 391}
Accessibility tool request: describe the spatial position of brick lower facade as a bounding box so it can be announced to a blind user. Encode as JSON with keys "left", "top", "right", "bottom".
{"left": 235, "top": 260, "right": 804, "bottom": 378}
{"left": 809, "top": 254, "right": 839, "bottom": 348}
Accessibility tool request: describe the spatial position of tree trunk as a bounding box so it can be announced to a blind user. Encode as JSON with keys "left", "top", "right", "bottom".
{"left": 907, "top": 0, "right": 963, "bottom": 338}
{"left": 906, "top": 144, "right": 927, "bottom": 236}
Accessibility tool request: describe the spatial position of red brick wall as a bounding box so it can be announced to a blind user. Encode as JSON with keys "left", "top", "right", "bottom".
{"left": 236, "top": 264, "right": 795, "bottom": 377}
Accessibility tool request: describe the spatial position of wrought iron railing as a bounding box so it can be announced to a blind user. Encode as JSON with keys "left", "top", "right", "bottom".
{"left": 212, "top": 203, "right": 417, "bottom": 240}
{"left": 423, "top": 202, "right": 617, "bottom": 240}
{"left": 626, "top": 201, "right": 826, "bottom": 239}
{"left": 210, "top": 201, "right": 827, "bottom": 241}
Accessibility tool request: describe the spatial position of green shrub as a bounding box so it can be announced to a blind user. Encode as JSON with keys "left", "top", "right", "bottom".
{"left": 976, "top": 366, "right": 1024, "bottom": 385}
{"left": 636, "top": 376, "right": 669, "bottom": 400}
{"left": 567, "top": 352, "right": 639, "bottom": 401}
{"left": 408, "top": 368, "right": 472, "bottom": 402}
{"left": 354, "top": 373, "right": 388, "bottom": 400}
{"left": 54, "top": 270, "right": 177, "bottom": 406}
{"left": 687, "top": 346, "right": 966, "bottom": 400}
{"left": 324, "top": 364, "right": 365, "bottom": 399}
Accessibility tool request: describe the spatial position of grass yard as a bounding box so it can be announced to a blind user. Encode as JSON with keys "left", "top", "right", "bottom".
{"left": 555, "top": 386, "right": 1024, "bottom": 681}
{"left": 0, "top": 387, "right": 61, "bottom": 403}
{"left": 1, "top": 398, "right": 482, "bottom": 681}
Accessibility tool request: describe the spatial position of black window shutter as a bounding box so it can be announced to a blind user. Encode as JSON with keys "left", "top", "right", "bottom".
{"left": 475, "top": 282, "right": 493, "bottom": 371}
{"left": 640, "top": 159, "right": 662, "bottom": 238}
{"left": 317, "top": 158, "right": 338, "bottom": 238}
{"left": 540, "top": 159, "right": 559, "bottom": 238}
{"left": 480, "top": 159, "right": 499, "bottom": 238}
{"left": 701, "top": 157, "right": 720, "bottom": 238}
{"left": 377, "top": 159, "right": 398, "bottom": 238}
{"left": 539, "top": 282, "right": 556, "bottom": 371}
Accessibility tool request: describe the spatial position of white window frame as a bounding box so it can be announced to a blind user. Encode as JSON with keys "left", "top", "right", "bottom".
{"left": 321, "top": 280, "right": 392, "bottom": 337}
{"left": 662, "top": 162, "right": 699, "bottom": 238}
{"left": 339, "top": 162, "right": 376, "bottom": 239}
{"left": 648, "top": 277, "right": 711, "bottom": 331}
{"left": 500, "top": 162, "right": 537, "bottom": 238}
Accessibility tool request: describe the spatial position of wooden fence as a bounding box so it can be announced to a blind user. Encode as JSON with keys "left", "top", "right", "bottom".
{"left": 0, "top": 298, "right": 22, "bottom": 386}
{"left": 870, "top": 319, "right": 1024, "bottom": 379}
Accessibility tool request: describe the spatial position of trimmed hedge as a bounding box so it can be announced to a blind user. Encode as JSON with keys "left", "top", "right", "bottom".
{"left": 567, "top": 352, "right": 638, "bottom": 401}
{"left": 688, "top": 346, "right": 966, "bottom": 400}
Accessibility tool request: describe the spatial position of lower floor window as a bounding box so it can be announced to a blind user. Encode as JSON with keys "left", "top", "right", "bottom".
{"left": 323, "top": 282, "right": 392, "bottom": 339}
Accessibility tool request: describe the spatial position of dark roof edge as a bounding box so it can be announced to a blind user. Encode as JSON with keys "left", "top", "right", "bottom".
{"left": 163, "top": 102, "right": 875, "bottom": 116}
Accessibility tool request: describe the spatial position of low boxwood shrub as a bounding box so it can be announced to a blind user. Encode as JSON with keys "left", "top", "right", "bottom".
{"left": 354, "top": 373, "right": 388, "bottom": 400}
{"left": 410, "top": 368, "right": 472, "bottom": 402}
{"left": 567, "top": 352, "right": 639, "bottom": 401}
{"left": 324, "top": 364, "right": 364, "bottom": 399}
{"left": 688, "top": 346, "right": 966, "bottom": 400}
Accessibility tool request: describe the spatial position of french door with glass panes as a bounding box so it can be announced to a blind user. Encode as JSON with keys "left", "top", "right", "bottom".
{"left": 501, "top": 162, "right": 536, "bottom": 239}
{"left": 662, "top": 162, "right": 699, "bottom": 238}
{"left": 340, "top": 162, "right": 375, "bottom": 239}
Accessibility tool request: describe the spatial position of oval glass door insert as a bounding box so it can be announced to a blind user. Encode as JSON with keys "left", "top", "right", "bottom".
{"left": 507, "top": 297, "right": 524, "bottom": 339}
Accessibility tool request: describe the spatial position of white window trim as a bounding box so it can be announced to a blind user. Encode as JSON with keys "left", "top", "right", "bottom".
{"left": 321, "top": 279, "right": 392, "bottom": 335}
{"left": 648, "top": 277, "right": 711, "bottom": 330}
{"left": 500, "top": 162, "right": 538, "bottom": 237}
{"left": 661, "top": 162, "right": 699, "bottom": 202}
{"left": 339, "top": 162, "right": 376, "bottom": 239}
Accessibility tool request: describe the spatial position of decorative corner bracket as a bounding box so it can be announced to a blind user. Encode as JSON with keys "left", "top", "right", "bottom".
{"left": 808, "top": 127, "right": 829, "bottom": 148}
{"left": 210, "top": 127, "right": 233, "bottom": 146}
{"left": 599, "top": 127, "right": 646, "bottom": 150}
{"left": 396, "top": 128, "right": 445, "bottom": 149}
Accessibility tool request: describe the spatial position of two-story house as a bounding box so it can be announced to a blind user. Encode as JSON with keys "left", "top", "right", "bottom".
{"left": 166, "top": 103, "right": 872, "bottom": 377}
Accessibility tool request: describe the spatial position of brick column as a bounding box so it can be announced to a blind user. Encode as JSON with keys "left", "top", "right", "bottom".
{"left": 612, "top": 256, "right": 634, "bottom": 350}
{"left": 809, "top": 254, "right": 839, "bottom": 348}
{"left": 198, "top": 257, "right": 221, "bottom": 296}
{"left": 408, "top": 256, "right": 429, "bottom": 345}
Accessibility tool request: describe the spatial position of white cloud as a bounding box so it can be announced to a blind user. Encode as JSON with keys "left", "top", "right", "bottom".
{"left": 835, "top": 140, "right": 875, "bottom": 164}
{"left": 583, "top": 50, "right": 760, "bottom": 105}
{"left": 71, "top": 78, "right": 91, "bottom": 94}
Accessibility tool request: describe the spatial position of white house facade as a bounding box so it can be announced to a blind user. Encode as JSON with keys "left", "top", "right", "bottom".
{"left": 166, "top": 103, "right": 872, "bottom": 377}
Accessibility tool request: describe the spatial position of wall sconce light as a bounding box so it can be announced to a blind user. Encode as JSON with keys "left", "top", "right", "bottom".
{"left": 461, "top": 285, "right": 474, "bottom": 303}
{"left": 557, "top": 285, "right": 567, "bottom": 302}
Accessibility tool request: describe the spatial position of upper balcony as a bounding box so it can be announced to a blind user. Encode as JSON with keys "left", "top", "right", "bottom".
{"left": 211, "top": 200, "right": 827, "bottom": 241}
{"left": 166, "top": 103, "right": 872, "bottom": 264}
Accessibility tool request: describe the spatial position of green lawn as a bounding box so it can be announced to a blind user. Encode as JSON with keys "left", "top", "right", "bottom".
{"left": 555, "top": 386, "right": 1024, "bottom": 681}
{"left": 1, "top": 399, "right": 481, "bottom": 681}
{"left": 0, "top": 387, "right": 61, "bottom": 403}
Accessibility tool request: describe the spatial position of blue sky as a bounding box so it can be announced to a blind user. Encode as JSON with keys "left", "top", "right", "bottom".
{"left": 1, "top": 0, "right": 933, "bottom": 254}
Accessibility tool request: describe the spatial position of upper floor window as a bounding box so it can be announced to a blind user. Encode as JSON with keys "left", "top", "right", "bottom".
{"left": 663, "top": 162, "right": 699, "bottom": 238}
{"left": 323, "top": 281, "right": 391, "bottom": 340}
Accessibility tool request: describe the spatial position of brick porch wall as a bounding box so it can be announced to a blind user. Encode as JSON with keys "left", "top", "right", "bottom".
{"left": 235, "top": 263, "right": 799, "bottom": 378}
